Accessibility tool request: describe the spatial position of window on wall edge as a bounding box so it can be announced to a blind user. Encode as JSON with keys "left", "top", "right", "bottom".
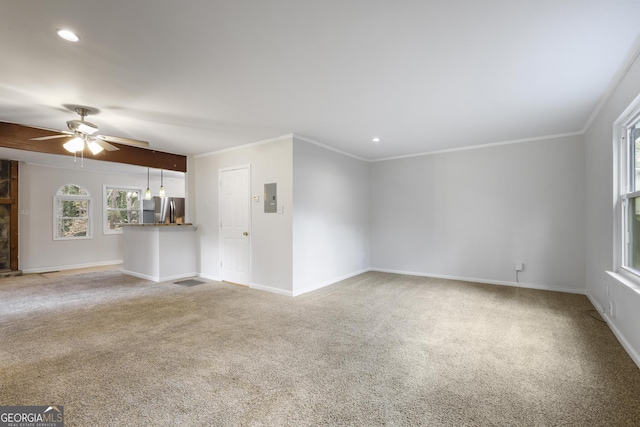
{"left": 618, "top": 105, "right": 640, "bottom": 280}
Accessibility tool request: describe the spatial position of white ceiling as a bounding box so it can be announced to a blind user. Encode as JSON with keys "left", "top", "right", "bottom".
{"left": 1, "top": 0, "right": 639, "bottom": 161}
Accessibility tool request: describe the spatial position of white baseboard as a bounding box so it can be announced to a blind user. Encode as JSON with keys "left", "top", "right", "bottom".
{"left": 250, "top": 268, "right": 372, "bottom": 297}
{"left": 22, "top": 260, "right": 123, "bottom": 274}
{"left": 586, "top": 290, "right": 640, "bottom": 370}
{"left": 121, "top": 270, "right": 198, "bottom": 283}
{"left": 121, "top": 269, "right": 157, "bottom": 282}
{"left": 250, "top": 282, "right": 294, "bottom": 297}
{"left": 292, "top": 268, "right": 371, "bottom": 297}
{"left": 198, "top": 273, "right": 221, "bottom": 282}
{"left": 370, "top": 268, "right": 586, "bottom": 295}
{"left": 161, "top": 272, "right": 199, "bottom": 282}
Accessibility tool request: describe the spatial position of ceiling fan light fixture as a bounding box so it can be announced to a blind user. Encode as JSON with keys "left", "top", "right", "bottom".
{"left": 67, "top": 120, "right": 99, "bottom": 135}
{"left": 31, "top": 106, "right": 150, "bottom": 164}
{"left": 63, "top": 137, "right": 85, "bottom": 153}
{"left": 78, "top": 122, "right": 99, "bottom": 135}
{"left": 87, "top": 141, "right": 104, "bottom": 155}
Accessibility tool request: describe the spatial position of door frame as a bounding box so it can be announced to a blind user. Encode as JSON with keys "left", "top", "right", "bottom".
{"left": 218, "top": 164, "right": 251, "bottom": 285}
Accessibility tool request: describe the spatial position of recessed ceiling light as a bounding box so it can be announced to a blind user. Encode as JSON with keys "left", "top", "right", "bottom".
{"left": 57, "top": 29, "right": 79, "bottom": 42}
{"left": 372, "top": 137, "right": 380, "bottom": 143}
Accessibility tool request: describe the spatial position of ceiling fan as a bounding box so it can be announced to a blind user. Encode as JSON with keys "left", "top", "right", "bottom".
{"left": 31, "top": 107, "right": 150, "bottom": 155}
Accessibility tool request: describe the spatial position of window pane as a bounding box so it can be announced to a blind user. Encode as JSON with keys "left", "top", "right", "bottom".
{"left": 107, "top": 188, "right": 141, "bottom": 210}
{"left": 107, "top": 210, "right": 121, "bottom": 230}
{"left": 627, "top": 197, "right": 640, "bottom": 271}
{"left": 0, "top": 160, "right": 10, "bottom": 199}
{"left": 59, "top": 219, "right": 88, "bottom": 237}
{"left": 129, "top": 192, "right": 140, "bottom": 209}
{"left": 58, "top": 184, "right": 88, "bottom": 196}
{"left": 58, "top": 200, "right": 88, "bottom": 218}
{"left": 107, "top": 210, "right": 140, "bottom": 230}
{"left": 0, "top": 204, "right": 10, "bottom": 269}
{"left": 632, "top": 126, "right": 640, "bottom": 192}
{"left": 128, "top": 210, "right": 140, "bottom": 223}
{"left": 116, "top": 191, "right": 128, "bottom": 209}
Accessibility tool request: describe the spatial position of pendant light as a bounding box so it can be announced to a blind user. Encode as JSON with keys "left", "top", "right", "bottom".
{"left": 159, "top": 169, "right": 166, "bottom": 198}
{"left": 145, "top": 168, "right": 151, "bottom": 200}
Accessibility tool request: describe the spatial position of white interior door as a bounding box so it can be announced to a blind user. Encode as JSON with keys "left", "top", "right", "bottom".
{"left": 219, "top": 166, "right": 250, "bottom": 285}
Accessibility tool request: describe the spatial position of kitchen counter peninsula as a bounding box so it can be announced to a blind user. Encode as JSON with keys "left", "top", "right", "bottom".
{"left": 122, "top": 223, "right": 197, "bottom": 282}
{"left": 123, "top": 223, "right": 194, "bottom": 227}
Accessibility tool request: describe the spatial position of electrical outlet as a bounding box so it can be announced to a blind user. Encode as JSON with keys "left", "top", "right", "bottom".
{"left": 514, "top": 262, "right": 524, "bottom": 272}
{"left": 609, "top": 301, "right": 616, "bottom": 318}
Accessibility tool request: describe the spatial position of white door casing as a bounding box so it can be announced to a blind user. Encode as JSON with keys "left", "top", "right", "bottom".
{"left": 219, "top": 166, "right": 250, "bottom": 285}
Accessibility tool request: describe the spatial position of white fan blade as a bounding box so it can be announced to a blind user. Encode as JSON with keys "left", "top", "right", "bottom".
{"left": 96, "top": 134, "right": 150, "bottom": 148}
{"left": 31, "top": 133, "right": 73, "bottom": 141}
{"left": 26, "top": 124, "right": 72, "bottom": 133}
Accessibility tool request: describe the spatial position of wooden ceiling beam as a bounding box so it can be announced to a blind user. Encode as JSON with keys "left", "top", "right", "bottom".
{"left": 0, "top": 122, "right": 187, "bottom": 173}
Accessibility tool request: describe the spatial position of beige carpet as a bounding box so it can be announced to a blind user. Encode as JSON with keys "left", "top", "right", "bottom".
{"left": 1, "top": 270, "right": 639, "bottom": 426}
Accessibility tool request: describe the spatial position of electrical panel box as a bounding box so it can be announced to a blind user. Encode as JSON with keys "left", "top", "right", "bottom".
{"left": 264, "top": 183, "right": 277, "bottom": 213}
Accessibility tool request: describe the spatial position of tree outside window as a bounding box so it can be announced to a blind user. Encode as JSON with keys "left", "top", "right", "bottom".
{"left": 104, "top": 186, "right": 141, "bottom": 234}
{"left": 54, "top": 184, "right": 91, "bottom": 240}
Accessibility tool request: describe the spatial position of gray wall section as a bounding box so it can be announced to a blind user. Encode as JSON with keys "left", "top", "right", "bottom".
{"left": 370, "top": 135, "right": 586, "bottom": 291}
{"left": 18, "top": 162, "right": 185, "bottom": 272}
{"left": 584, "top": 50, "right": 640, "bottom": 365}
{"left": 194, "top": 137, "right": 294, "bottom": 293}
{"left": 292, "top": 138, "right": 370, "bottom": 295}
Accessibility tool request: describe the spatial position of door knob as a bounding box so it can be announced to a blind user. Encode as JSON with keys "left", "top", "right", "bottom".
{"left": 243, "top": 231, "right": 249, "bottom": 236}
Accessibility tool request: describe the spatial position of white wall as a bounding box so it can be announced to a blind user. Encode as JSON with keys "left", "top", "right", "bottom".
{"left": 584, "top": 51, "right": 640, "bottom": 366}
{"left": 370, "top": 135, "right": 586, "bottom": 292}
{"left": 292, "top": 138, "right": 370, "bottom": 295}
{"left": 194, "top": 136, "right": 293, "bottom": 294}
{"left": 18, "top": 161, "right": 185, "bottom": 272}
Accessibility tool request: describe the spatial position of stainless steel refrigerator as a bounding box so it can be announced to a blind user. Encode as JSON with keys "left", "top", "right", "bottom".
{"left": 142, "top": 196, "right": 185, "bottom": 224}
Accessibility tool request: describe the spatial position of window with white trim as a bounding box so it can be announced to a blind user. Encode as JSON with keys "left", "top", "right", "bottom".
{"left": 620, "top": 112, "right": 640, "bottom": 275}
{"left": 54, "top": 184, "right": 91, "bottom": 240}
{"left": 104, "top": 186, "right": 142, "bottom": 234}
